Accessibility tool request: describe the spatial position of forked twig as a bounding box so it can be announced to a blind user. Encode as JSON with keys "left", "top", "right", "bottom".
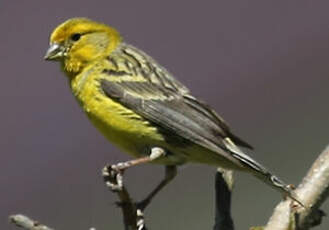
{"left": 264, "top": 145, "right": 329, "bottom": 230}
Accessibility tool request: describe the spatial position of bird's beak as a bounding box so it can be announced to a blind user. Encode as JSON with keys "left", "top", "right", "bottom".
{"left": 44, "top": 43, "right": 65, "bottom": 60}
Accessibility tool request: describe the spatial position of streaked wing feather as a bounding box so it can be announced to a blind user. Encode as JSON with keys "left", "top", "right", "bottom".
{"left": 183, "top": 95, "right": 253, "bottom": 149}
{"left": 103, "top": 43, "right": 252, "bottom": 151}
{"left": 100, "top": 79, "right": 229, "bottom": 153}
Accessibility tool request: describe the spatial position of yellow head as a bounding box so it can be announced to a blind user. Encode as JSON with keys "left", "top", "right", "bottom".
{"left": 44, "top": 18, "right": 122, "bottom": 73}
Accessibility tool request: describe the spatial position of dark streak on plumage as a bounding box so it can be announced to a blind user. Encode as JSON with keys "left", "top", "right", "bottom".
{"left": 155, "top": 68, "right": 177, "bottom": 90}
{"left": 119, "top": 50, "right": 138, "bottom": 75}
{"left": 122, "top": 49, "right": 142, "bottom": 68}
{"left": 140, "top": 68, "right": 150, "bottom": 79}
{"left": 101, "top": 43, "right": 253, "bottom": 152}
{"left": 146, "top": 62, "right": 168, "bottom": 88}
{"left": 108, "top": 57, "right": 119, "bottom": 70}
{"left": 124, "top": 60, "right": 132, "bottom": 71}
{"left": 101, "top": 79, "right": 229, "bottom": 154}
{"left": 102, "top": 69, "right": 131, "bottom": 76}
{"left": 155, "top": 124, "right": 192, "bottom": 147}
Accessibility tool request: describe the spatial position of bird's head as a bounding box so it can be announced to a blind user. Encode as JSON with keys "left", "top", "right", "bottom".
{"left": 44, "top": 18, "right": 121, "bottom": 73}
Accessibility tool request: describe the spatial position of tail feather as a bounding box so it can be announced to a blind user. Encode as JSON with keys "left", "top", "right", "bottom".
{"left": 227, "top": 131, "right": 254, "bottom": 150}
{"left": 223, "top": 138, "right": 304, "bottom": 207}
{"left": 252, "top": 168, "right": 304, "bottom": 207}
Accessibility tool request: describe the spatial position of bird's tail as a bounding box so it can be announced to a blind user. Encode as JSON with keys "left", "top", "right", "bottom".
{"left": 223, "top": 138, "right": 304, "bottom": 207}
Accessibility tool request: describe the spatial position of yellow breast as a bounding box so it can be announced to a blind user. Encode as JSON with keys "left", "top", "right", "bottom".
{"left": 70, "top": 64, "right": 165, "bottom": 157}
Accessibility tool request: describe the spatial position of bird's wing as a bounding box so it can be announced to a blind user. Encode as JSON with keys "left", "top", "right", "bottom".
{"left": 100, "top": 77, "right": 229, "bottom": 154}
{"left": 182, "top": 95, "right": 253, "bottom": 149}
{"left": 99, "top": 45, "right": 304, "bottom": 205}
{"left": 104, "top": 43, "right": 253, "bottom": 149}
{"left": 100, "top": 70, "right": 304, "bottom": 204}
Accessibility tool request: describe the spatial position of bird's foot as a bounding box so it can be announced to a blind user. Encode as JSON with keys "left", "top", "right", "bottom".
{"left": 287, "top": 184, "right": 295, "bottom": 190}
{"left": 102, "top": 164, "right": 125, "bottom": 192}
{"left": 282, "top": 184, "right": 306, "bottom": 209}
{"left": 283, "top": 184, "right": 295, "bottom": 199}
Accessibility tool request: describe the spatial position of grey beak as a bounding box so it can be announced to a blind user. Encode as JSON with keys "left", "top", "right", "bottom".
{"left": 44, "top": 43, "right": 64, "bottom": 60}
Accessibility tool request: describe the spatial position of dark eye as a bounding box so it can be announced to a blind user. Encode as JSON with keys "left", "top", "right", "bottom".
{"left": 71, "top": 33, "right": 81, "bottom": 41}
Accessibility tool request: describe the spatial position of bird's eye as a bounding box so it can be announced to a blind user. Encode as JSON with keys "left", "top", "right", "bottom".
{"left": 71, "top": 33, "right": 81, "bottom": 41}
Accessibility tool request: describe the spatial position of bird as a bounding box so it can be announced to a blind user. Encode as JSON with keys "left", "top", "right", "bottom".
{"left": 44, "top": 17, "right": 302, "bottom": 207}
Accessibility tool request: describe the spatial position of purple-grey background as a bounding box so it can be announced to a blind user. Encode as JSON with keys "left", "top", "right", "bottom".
{"left": 1, "top": 1, "right": 329, "bottom": 229}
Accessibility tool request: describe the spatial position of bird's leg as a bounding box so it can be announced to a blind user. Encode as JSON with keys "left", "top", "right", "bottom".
{"left": 102, "top": 147, "right": 166, "bottom": 191}
{"left": 102, "top": 147, "right": 168, "bottom": 229}
{"left": 137, "top": 165, "right": 177, "bottom": 211}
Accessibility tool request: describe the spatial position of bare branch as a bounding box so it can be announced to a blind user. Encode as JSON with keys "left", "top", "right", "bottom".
{"left": 9, "top": 214, "right": 54, "bottom": 230}
{"left": 102, "top": 165, "right": 146, "bottom": 230}
{"left": 9, "top": 145, "right": 329, "bottom": 230}
{"left": 213, "top": 168, "right": 234, "bottom": 230}
{"left": 114, "top": 185, "right": 147, "bottom": 230}
{"left": 265, "top": 145, "right": 329, "bottom": 230}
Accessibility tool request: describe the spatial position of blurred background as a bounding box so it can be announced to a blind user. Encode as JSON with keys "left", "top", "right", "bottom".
{"left": 1, "top": 1, "right": 329, "bottom": 229}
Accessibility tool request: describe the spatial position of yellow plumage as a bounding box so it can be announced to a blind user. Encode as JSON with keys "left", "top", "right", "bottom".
{"left": 72, "top": 65, "right": 165, "bottom": 159}
{"left": 45, "top": 17, "right": 303, "bottom": 205}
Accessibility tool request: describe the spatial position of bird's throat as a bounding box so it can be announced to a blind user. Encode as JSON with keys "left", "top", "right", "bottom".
{"left": 63, "top": 57, "right": 85, "bottom": 74}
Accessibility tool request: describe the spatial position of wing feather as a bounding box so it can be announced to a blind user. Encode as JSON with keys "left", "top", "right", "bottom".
{"left": 101, "top": 79, "right": 229, "bottom": 154}
{"left": 101, "top": 43, "right": 252, "bottom": 153}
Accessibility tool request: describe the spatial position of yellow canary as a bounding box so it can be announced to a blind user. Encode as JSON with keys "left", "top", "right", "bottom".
{"left": 45, "top": 18, "right": 302, "bottom": 205}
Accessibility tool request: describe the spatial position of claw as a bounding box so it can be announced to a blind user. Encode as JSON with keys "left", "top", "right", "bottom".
{"left": 287, "top": 184, "right": 296, "bottom": 190}
{"left": 102, "top": 165, "right": 124, "bottom": 191}
{"left": 282, "top": 184, "right": 306, "bottom": 208}
{"left": 106, "top": 182, "right": 123, "bottom": 191}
